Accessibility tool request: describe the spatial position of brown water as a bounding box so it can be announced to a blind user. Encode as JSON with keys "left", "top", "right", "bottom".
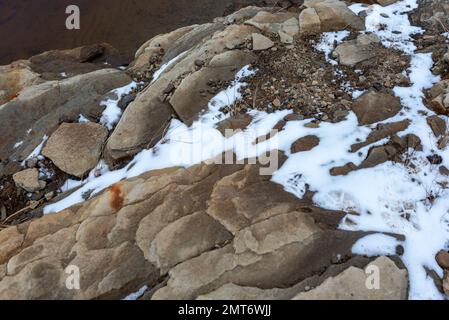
{"left": 0, "top": 0, "right": 262, "bottom": 65}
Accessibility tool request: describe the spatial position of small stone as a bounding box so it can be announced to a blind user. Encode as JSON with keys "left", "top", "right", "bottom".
{"left": 427, "top": 154, "right": 443, "bottom": 165}
{"left": 291, "top": 135, "right": 320, "bottom": 153}
{"left": 439, "top": 166, "right": 449, "bottom": 176}
{"left": 273, "top": 99, "right": 282, "bottom": 108}
{"left": 44, "top": 192, "right": 55, "bottom": 201}
{"left": 13, "top": 169, "right": 46, "bottom": 193}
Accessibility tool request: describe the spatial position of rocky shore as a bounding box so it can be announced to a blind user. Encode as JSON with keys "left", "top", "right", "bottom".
{"left": 0, "top": 0, "right": 449, "bottom": 300}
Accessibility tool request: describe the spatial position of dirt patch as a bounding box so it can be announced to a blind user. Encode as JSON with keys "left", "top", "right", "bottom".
{"left": 226, "top": 33, "right": 410, "bottom": 123}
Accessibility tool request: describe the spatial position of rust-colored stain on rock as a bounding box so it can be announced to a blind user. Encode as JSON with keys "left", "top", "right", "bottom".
{"left": 108, "top": 183, "right": 124, "bottom": 210}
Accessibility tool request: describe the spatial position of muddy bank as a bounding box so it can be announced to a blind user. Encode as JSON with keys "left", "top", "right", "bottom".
{"left": 0, "top": 0, "right": 276, "bottom": 65}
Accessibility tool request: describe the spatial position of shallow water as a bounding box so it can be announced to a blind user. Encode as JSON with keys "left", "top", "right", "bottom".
{"left": 0, "top": 0, "right": 258, "bottom": 65}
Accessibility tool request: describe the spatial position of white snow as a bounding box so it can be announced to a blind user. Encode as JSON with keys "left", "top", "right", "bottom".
{"left": 13, "top": 141, "right": 23, "bottom": 149}
{"left": 314, "top": 30, "right": 350, "bottom": 65}
{"left": 43, "top": 0, "right": 449, "bottom": 300}
{"left": 123, "top": 286, "right": 148, "bottom": 301}
{"left": 78, "top": 114, "right": 90, "bottom": 123}
{"left": 22, "top": 135, "right": 48, "bottom": 165}
{"left": 100, "top": 82, "right": 137, "bottom": 130}
{"left": 151, "top": 51, "right": 188, "bottom": 83}
{"left": 353, "top": 234, "right": 401, "bottom": 257}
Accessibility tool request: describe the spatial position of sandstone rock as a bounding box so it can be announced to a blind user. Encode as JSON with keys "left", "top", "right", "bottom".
{"left": 444, "top": 271, "right": 449, "bottom": 296}
{"left": 293, "top": 256, "right": 408, "bottom": 300}
{"left": 107, "top": 24, "right": 257, "bottom": 160}
{"left": 245, "top": 11, "right": 299, "bottom": 44}
{"left": 359, "top": 145, "right": 399, "bottom": 169}
{"left": 351, "top": 119, "right": 410, "bottom": 152}
{"left": 352, "top": 91, "right": 402, "bottom": 125}
{"left": 377, "top": 0, "right": 398, "bottom": 5}
{"left": 300, "top": 0, "right": 365, "bottom": 35}
{"left": 0, "top": 227, "right": 24, "bottom": 265}
{"left": 148, "top": 211, "right": 232, "bottom": 274}
{"left": 299, "top": 8, "right": 321, "bottom": 35}
{"left": 436, "top": 250, "right": 449, "bottom": 270}
{"left": 131, "top": 26, "right": 195, "bottom": 73}
{"left": 216, "top": 114, "right": 253, "bottom": 137}
{"left": 252, "top": 33, "right": 275, "bottom": 51}
{"left": 42, "top": 123, "right": 108, "bottom": 178}
{"left": 410, "top": 0, "right": 449, "bottom": 35}
{"left": 0, "top": 69, "right": 131, "bottom": 172}
{"left": 428, "top": 80, "right": 449, "bottom": 116}
{"left": 291, "top": 135, "right": 320, "bottom": 153}
{"left": 28, "top": 43, "right": 127, "bottom": 81}
{"left": 0, "top": 61, "right": 42, "bottom": 105}
{"left": 12, "top": 168, "right": 46, "bottom": 193}
{"left": 427, "top": 115, "right": 447, "bottom": 138}
{"left": 334, "top": 36, "right": 379, "bottom": 66}
{"left": 170, "top": 50, "right": 257, "bottom": 124}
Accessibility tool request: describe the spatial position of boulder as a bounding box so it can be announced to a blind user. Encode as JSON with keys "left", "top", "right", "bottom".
{"left": 42, "top": 123, "right": 108, "bottom": 178}
{"left": 351, "top": 91, "right": 402, "bottom": 125}
{"left": 293, "top": 257, "right": 408, "bottom": 300}
{"left": 12, "top": 168, "right": 46, "bottom": 193}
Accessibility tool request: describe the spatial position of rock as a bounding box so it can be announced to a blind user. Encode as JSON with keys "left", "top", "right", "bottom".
{"left": 0, "top": 61, "right": 42, "bottom": 105}
{"left": 440, "top": 166, "right": 449, "bottom": 176}
{"left": 377, "top": 0, "right": 398, "bottom": 5}
{"left": 444, "top": 271, "right": 449, "bottom": 296}
{"left": 330, "top": 162, "right": 357, "bottom": 176}
{"left": 0, "top": 69, "right": 131, "bottom": 173}
{"left": 299, "top": 8, "right": 322, "bottom": 35}
{"left": 245, "top": 11, "right": 299, "bottom": 44}
{"left": 272, "top": 98, "right": 282, "bottom": 107}
{"left": 42, "top": 123, "right": 108, "bottom": 178}
{"left": 352, "top": 91, "right": 402, "bottom": 125}
{"left": 300, "top": 0, "right": 365, "bottom": 35}
{"left": 427, "top": 115, "right": 447, "bottom": 138}
{"left": 428, "top": 80, "right": 449, "bottom": 115}
{"left": 293, "top": 257, "right": 408, "bottom": 300}
{"left": 410, "top": 0, "right": 449, "bottom": 35}
{"left": 360, "top": 145, "right": 399, "bottom": 169}
{"left": 12, "top": 168, "right": 46, "bottom": 193}
{"left": 170, "top": 50, "right": 257, "bottom": 124}
{"left": 130, "top": 25, "right": 195, "bottom": 74}
{"left": 107, "top": 24, "right": 257, "bottom": 160}
{"left": 28, "top": 43, "right": 127, "bottom": 80}
{"left": 291, "top": 136, "right": 320, "bottom": 153}
{"left": 436, "top": 250, "right": 449, "bottom": 270}
{"left": 334, "top": 37, "right": 378, "bottom": 66}
{"left": 351, "top": 119, "right": 411, "bottom": 152}
{"left": 252, "top": 33, "right": 275, "bottom": 51}
{"left": 216, "top": 114, "right": 253, "bottom": 137}
{"left": 0, "top": 227, "right": 24, "bottom": 265}
{"left": 148, "top": 211, "right": 232, "bottom": 274}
